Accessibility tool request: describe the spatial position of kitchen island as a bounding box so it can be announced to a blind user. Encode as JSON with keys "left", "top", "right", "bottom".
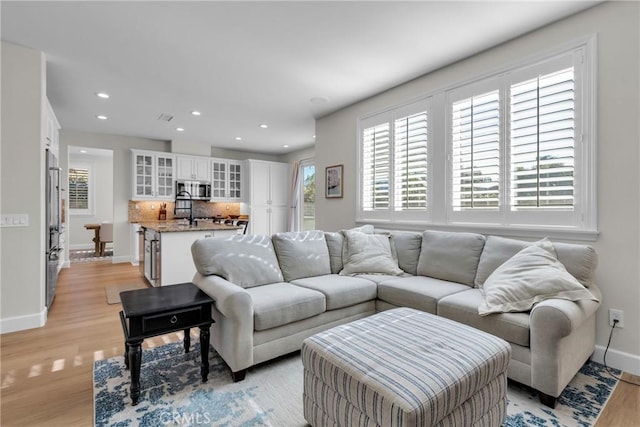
{"left": 139, "top": 221, "right": 241, "bottom": 287}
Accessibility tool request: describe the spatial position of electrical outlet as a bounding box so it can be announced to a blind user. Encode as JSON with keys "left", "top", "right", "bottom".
{"left": 609, "top": 309, "right": 624, "bottom": 328}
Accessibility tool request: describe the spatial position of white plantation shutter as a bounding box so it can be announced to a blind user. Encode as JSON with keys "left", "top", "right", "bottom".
{"left": 69, "top": 167, "right": 89, "bottom": 210}
{"left": 358, "top": 40, "right": 593, "bottom": 233}
{"left": 362, "top": 122, "right": 391, "bottom": 210}
{"left": 394, "top": 111, "right": 427, "bottom": 210}
{"left": 510, "top": 67, "right": 575, "bottom": 210}
{"left": 451, "top": 90, "right": 500, "bottom": 211}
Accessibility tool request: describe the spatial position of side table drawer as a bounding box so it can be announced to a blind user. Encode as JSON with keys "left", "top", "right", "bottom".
{"left": 142, "top": 307, "right": 202, "bottom": 334}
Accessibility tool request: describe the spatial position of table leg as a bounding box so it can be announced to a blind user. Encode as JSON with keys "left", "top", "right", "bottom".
{"left": 183, "top": 328, "right": 190, "bottom": 353}
{"left": 128, "top": 340, "right": 143, "bottom": 406}
{"left": 124, "top": 339, "right": 130, "bottom": 370}
{"left": 93, "top": 229, "right": 101, "bottom": 256}
{"left": 199, "top": 325, "right": 210, "bottom": 382}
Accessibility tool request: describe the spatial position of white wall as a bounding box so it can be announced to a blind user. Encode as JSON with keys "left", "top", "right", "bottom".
{"left": 67, "top": 151, "right": 114, "bottom": 248}
{"left": 315, "top": 2, "right": 640, "bottom": 373}
{"left": 0, "top": 42, "right": 47, "bottom": 332}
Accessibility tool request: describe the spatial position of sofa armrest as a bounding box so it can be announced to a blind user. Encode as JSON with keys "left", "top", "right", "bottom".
{"left": 530, "top": 284, "right": 601, "bottom": 339}
{"left": 192, "top": 272, "right": 253, "bottom": 320}
{"left": 192, "top": 272, "right": 254, "bottom": 373}
{"left": 529, "top": 284, "right": 601, "bottom": 397}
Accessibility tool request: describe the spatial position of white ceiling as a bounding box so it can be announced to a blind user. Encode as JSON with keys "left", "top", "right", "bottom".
{"left": 1, "top": 1, "right": 600, "bottom": 154}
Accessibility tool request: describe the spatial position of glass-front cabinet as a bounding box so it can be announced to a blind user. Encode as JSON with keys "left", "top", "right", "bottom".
{"left": 131, "top": 150, "right": 175, "bottom": 200}
{"left": 211, "top": 158, "right": 245, "bottom": 201}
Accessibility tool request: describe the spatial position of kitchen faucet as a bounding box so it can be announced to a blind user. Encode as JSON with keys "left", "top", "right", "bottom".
{"left": 174, "top": 190, "right": 194, "bottom": 225}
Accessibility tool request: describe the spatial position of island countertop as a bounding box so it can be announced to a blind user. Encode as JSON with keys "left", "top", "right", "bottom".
{"left": 139, "top": 221, "right": 242, "bottom": 233}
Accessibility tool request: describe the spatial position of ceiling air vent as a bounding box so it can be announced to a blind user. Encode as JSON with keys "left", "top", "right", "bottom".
{"left": 157, "top": 113, "right": 174, "bottom": 122}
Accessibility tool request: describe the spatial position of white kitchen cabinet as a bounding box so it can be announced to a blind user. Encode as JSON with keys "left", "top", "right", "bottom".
{"left": 211, "top": 158, "right": 245, "bottom": 201}
{"left": 44, "top": 98, "right": 60, "bottom": 158}
{"left": 247, "top": 160, "right": 289, "bottom": 235}
{"left": 131, "top": 149, "right": 175, "bottom": 200}
{"left": 177, "top": 155, "right": 211, "bottom": 181}
{"left": 156, "top": 228, "right": 238, "bottom": 286}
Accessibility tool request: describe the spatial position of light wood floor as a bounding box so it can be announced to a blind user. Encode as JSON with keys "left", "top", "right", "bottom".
{"left": 1, "top": 261, "right": 639, "bottom": 426}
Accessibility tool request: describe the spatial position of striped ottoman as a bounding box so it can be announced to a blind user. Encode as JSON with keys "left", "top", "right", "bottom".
{"left": 302, "top": 307, "right": 511, "bottom": 427}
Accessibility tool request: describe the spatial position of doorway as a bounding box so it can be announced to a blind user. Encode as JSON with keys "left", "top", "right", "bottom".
{"left": 66, "top": 146, "right": 114, "bottom": 262}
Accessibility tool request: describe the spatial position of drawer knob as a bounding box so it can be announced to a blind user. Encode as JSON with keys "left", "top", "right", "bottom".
{"left": 170, "top": 315, "right": 178, "bottom": 324}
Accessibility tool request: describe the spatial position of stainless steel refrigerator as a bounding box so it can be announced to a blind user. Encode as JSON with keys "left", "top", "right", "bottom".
{"left": 46, "top": 149, "right": 61, "bottom": 308}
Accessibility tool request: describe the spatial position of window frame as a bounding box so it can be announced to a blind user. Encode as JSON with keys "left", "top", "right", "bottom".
{"left": 356, "top": 35, "right": 597, "bottom": 241}
{"left": 298, "top": 158, "right": 316, "bottom": 231}
{"left": 68, "top": 162, "right": 94, "bottom": 216}
{"left": 357, "top": 96, "right": 432, "bottom": 224}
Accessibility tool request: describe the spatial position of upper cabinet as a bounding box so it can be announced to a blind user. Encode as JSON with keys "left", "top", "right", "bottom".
{"left": 211, "top": 158, "right": 245, "bottom": 201}
{"left": 44, "top": 99, "right": 60, "bottom": 158}
{"left": 131, "top": 149, "right": 175, "bottom": 200}
{"left": 176, "top": 155, "right": 210, "bottom": 181}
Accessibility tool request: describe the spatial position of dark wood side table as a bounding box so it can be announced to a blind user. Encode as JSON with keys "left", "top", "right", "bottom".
{"left": 119, "top": 282, "right": 214, "bottom": 406}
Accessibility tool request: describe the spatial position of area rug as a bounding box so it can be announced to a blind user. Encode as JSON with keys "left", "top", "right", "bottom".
{"left": 94, "top": 341, "right": 619, "bottom": 427}
{"left": 105, "top": 282, "right": 149, "bottom": 304}
{"left": 70, "top": 248, "right": 113, "bottom": 263}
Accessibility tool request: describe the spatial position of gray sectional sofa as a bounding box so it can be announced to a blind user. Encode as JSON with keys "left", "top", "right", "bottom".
{"left": 190, "top": 226, "right": 601, "bottom": 407}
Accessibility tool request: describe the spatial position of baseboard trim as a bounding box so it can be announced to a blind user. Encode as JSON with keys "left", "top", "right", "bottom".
{"left": 112, "top": 255, "right": 131, "bottom": 264}
{"left": 1, "top": 308, "right": 47, "bottom": 334}
{"left": 593, "top": 345, "right": 640, "bottom": 376}
{"left": 69, "top": 243, "right": 94, "bottom": 250}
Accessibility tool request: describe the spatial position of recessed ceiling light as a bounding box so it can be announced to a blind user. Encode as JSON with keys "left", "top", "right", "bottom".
{"left": 313, "top": 135, "right": 316, "bottom": 139}
{"left": 310, "top": 96, "right": 329, "bottom": 104}
{"left": 80, "top": 150, "right": 87, "bottom": 154}
{"left": 283, "top": 145, "right": 289, "bottom": 148}
{"left": 191, "top": 111, "right": 201, "bottom": 116}
{"left": 235, "top": 137, "right": 242, "bottom": 141}
{"left": 259, "top": 124, "right": 269, "bottom": 129}
{"left": 176, "top": 127, "right": 185, "bottom": 132}
{"left": 95, "top": 92, "right": 110, "bottom": 99}
{"left": 96, "top": 115, "right": 108, "bottom": 120}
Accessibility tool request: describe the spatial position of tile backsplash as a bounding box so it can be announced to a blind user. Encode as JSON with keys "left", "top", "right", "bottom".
{"left": 128, "top": 200, "right": 243, "bottom": 222}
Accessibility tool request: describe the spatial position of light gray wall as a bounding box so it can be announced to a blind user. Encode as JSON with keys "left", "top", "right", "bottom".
{"left": 282, "top": 145, "right": 315, "bottom": 164}
{"left": 67, "top": 152, "right": 114, "bottom": 248}
{"left": 0, "top": 42, "right": 47, "bottom": 329}
{"left": 59, "top": 130, "right": 169, "bottom": 263}
{"left": 315, "top": 2, "right": 640, "bottom": 370}
{"left": 209, "top": 146, "right": 283, "bottom": 162}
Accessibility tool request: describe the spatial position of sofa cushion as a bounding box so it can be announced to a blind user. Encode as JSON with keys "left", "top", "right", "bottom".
{"left": 438, "top": 289, "right": 531, "bottom": 347}
{"left": 291, "top": 274, "right": 377, "bottom": 310}
{"left": 272, "top": 230, "right": 331, "bottom": 281}
{"left": 553, "top": 242, "right": 598, "bottom": 288}
{"left": 390, "top": 231, "right": 422, "bottom": 275}
{"left": 478, "top": 240, "right": 599, "bottom": 316}
{"left": 474, "top": 236, "right": 530, "bottom": 287}
{"left": 191, "top": 235, "right": 283, "bottom": 289}
{"left": 325, "top": 225, "right": 375, "bottom": 274}
{"left": 340, "top": 230, "right": 403, "bottom": 276}
{"left": 356, "top": 274, "right": 411, "bottom": 284}
{"left": 416, "top": 230, "right": 486, "bottom": 286}
{"left": 377, "top": 276, "right": 470, "bottom": 314}
{"left": 474, "top": 236, "right": 598, "bottom": 288}
{"left": 246, "top": 282, "right": 326, "bottom": 331}
{"left": 324, "top": 232, "right": 344, "bottom": 274}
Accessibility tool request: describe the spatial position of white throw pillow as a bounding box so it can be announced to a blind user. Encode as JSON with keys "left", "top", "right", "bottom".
{"left": 478, "top": 239, "right": 599, "bottom": 316}
{"left": 340, "top": 230, "right": 403, "bottom": 276}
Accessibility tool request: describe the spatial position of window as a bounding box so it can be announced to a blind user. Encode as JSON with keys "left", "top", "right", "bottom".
{"left": 358, "top": 37, "right": 595, "bottom": 237}
{"left": 360, "top": 99, "right": 430, "bottom": 222}
{"left": 451, "top": 89, "right": 500, "bottom": 212}
{"left": 68, "top": 167, "right": 89, "bottom": 210}
{"left": 300, "top": 161, "right": 315, "bottom": 231}
{"left": 510, "top": 67, "right": 575, "bottom": 210}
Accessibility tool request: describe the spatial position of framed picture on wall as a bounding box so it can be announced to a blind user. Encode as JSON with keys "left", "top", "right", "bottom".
{"left": 325, "top": 164, "right": 343, "bottom": 198}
